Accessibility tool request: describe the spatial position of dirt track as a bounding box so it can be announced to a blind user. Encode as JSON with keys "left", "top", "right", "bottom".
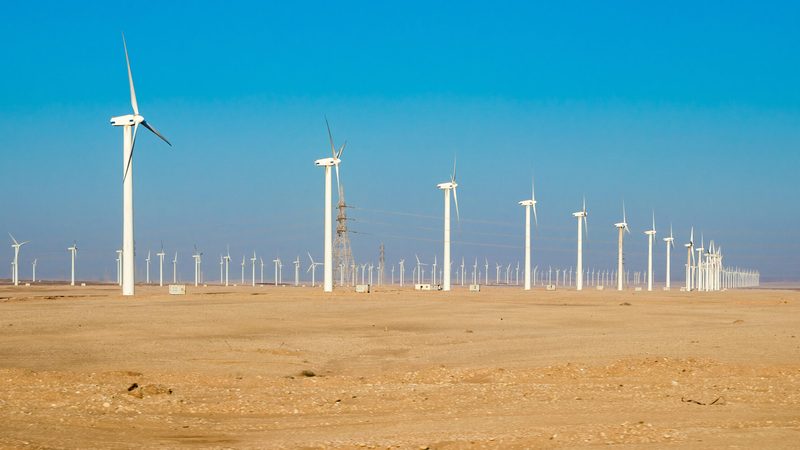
{"left": 1, "top": 285, "right": 798, "bottom": 448}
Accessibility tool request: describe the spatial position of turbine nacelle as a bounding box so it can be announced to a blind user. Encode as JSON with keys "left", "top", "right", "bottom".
{"left": 314, "top": 157, "right": 340, "bottom": 167}
{"left": 572, "top": 211, "right": 587, "bottom": 218}
{"left": 437, "top": 181, "right": 457, "bottom": 190}
{"left": 110, "top": 114, "right": 144, "bottom": 127}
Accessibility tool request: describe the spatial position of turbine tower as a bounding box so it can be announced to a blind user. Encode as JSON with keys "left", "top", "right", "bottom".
{"left": 613, "top": 203, "right": 630, "bottom": 291}
{"left": 251, "top": 252, "right": 257, "bottom": 287}
{"left": 572, "top": 199, "right": 588, "bottom": 291}
{"left": 145, "top": 250, "right": 151, "bottom": 284}
{"left": 684, "top": 227, "right": 694, "bottom": 291}
{"left": 68, "top": 241, "right": 78, "bottom": 286}
{"left": 32, "top": 259, "right": 37, "bottom": 283}
{"left": 644, "top": 212, "right": 657, "bottom": 292}
{"left": 9, "top": 234, "right": 29, "bottom": 286}
{"left": 436, "top": 158, "right": 460, "bottom": 291}
{"left": 109, "top": 34, "right": 171, "bottom": 296}
{"left": 314, "top": 119, "right": 345, "bottom": 293}
{"left": 172, "top": 251, "right": 178, "bottom": 283}
{"left": 156, "top": 245, "right": 166, "bottom": 287}
{"left": 192, "top": 246, "right": 202, "bottom": 287}
{"left": 663, "top": 225, "right": 675, "bottom": 290}
{"left": 518, "top": 179, "right": 538, "bottom": 290}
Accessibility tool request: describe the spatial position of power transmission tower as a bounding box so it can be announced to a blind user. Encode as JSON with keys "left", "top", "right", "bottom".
{"left": 333, "top": 185, "right": 354, "bottom": 286}
{"left": 378, "top": 242, "right": 385, "bottom": 286}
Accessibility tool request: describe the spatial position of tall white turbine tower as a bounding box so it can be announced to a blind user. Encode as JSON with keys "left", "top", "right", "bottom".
{"left": 240, "top": 255, "right": 245, "bottom": 285}
{"left": 172, "top": 251, "right": 178, "bottom": 283}
{"left": 663, "top": 225, "right": 675, "bottom": 290}
{"left": 684, "top": 227, "right": 694, "bottom": 291}
{"left": 224, "top": 248, "right": 231, "bottom": 287}
{"left": 156, "top": 245, "right": 166, "bottom": 287}
{"left": 32, "top": 259, "right": 37, "bottom": 283}
{"left": 116, "top": 249, "right": 123, "bottom": 286}
{"left": 9, "top": 234, "right": 29, "bottom": 286}
{"left": 68, "top": 241, "right": 78, "bottom": 286}
{"left": 192, "top": 246, "right": 202, "bottom": 287}
{"left": 109, "top": 34, "right": 171, "bottom": 296}
{"left": 613, "top": 203, "right": 630, "bottom": 291}
{"left": 436, "top": 158, "right": 460, "bottom": 292}
{"left": 293, "top": 256, "right": 300, "bottom": 286}
{"left": 644, "top": 212, "right": 657, "bottom": 292}
{"left": 307, "top": 253, "right": 322, "bottom": 287}
{"left": 518, "top": 179, "right": 538, "bottom": 290}
{"left": 145, "top": 250, "right": 151, "bottom": 284}
{"left": 572, "top": 199, "right": 588, "bottom": 291}
{"left": 314, "top": 119, "right": 346, "bottom": 293}
{"left": 251, "top": 252, "right": 257, "bottom": 287}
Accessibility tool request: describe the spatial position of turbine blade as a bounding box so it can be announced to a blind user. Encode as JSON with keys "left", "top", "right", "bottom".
{"left": 8, "top": 233, "right": 17, "bottom": 245}
{"left": 141, "top": 120, "right": 172, "bottom": 146}
{"left": 123, "top": 122, "right": 139, "bottom": 182}
{"left": 452, "top": 156, "right": 457, "bottom": 183}
{"left": 583, "top": 215, "right": 588, "bottom": 239}
{"left": 452, "top": 186, "right": 460, "bottom": 222}
{"left": 337, "top": 141, "right": 346, "bottom": 160}
{"left": 533, "top": 202, "right": 538, "bottom": 227}
{"left": 325, "top": 117, "right": 336, "bottom": 155}
{"left": 122, "top": 33, "right": 139, "bottom": 116}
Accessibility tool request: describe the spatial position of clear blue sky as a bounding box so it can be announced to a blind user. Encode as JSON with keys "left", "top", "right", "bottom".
{"left": 1, "top": 1, "right": 798, "bottom": 282}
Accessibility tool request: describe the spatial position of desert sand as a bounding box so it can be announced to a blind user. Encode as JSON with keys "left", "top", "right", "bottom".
{"left": 0, "top": 284, "right": 798, "bottom": 449}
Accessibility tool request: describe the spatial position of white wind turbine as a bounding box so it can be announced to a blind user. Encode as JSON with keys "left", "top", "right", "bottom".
{"left": 240, "top": 255, "right": 246, "bottom": 285}
{"left": 273, "top": 256, "right": 281, "bottom": 286}
{"left": 110, "top": 34, "right": 171, "bottom": 296}
{"left": 436, "top": 158, "right": 460, "bottom": 291}
{"left": 432, "top": 255, "right": 437, "bottom": 286}
{"left": 613, "top": 202, "right": 630, "bottom": 291}
{"left": 9, "top": 234, "right": 29, "bottom": 286}
{"left": 313, "top": 118, "right": 345, "bottom": 293}
{"left": 414, "top": 254, "right": 427, "bottom": 284}
{"left": 172, "top": 251, "right": 178, "bottom": 283}
{"left": 116, "top": 249, "right": 123, "bottom": 286}
{"left": 663, "top": 224, "right": 675, "bottom": 290}
{"left": 518, "top": 179, "right": 538, "bottom": 290}
{"left": 260, "top": 257, "right": 265, "bottom": 284}
{"left": 68, "top": 241, "right": 78, "bottom": 286}
{"left": 307, "top": 252, "right": 323, "bottom": 287}
{"left": 223, "top": 248, "right": 231, "bottom": 287}
{"left": 32, "top": 259, "right": 37, "bottom": 283}
{"left": 192, "top": 246, "right": 202, "bottom": 287}
{"left": 251, "top": 252, "right": 257, "bottom": 287}
{"left": 644, "top": 212, "right": 657, "bottom": 292}
{"left": 572, "top": 199, "right": 588, "bottom": 291}
{"left": 145, "top": 250, "right": 151, "bottom": 284}
{"left": 399, "top": 259, "right": 405, "bottom": 286}
{"left": 156, "top": 245, "right": 166, "bottom": 287}
{"left": 684, "top": 227, "right": 694, "bottom": 291}
{"left": 293, "top": 256, "right": 300, "bottom": 286}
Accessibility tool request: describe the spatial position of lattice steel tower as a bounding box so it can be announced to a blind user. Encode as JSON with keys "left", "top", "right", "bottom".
{"left": 333, "top": 185, "right": 354, "bottom": 285}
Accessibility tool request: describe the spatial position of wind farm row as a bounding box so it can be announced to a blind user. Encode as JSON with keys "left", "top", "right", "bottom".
{"left": 4, "top": 35, "right": 759, "bottom": 294}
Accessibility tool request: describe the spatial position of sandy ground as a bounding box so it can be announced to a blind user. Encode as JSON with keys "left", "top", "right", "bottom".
{"left": 0, "top": 284, "right": 799, "bottom": 449}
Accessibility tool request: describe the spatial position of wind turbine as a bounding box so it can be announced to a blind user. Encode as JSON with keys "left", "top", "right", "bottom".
{"left": 251, "top": 252, "right": 257, "bottom": 287}
{"left": 110, "top": 34, "right": 172, "bottom": 296}
{"left": 399, "top": 259, "right": 405, "bottom": 286}
{"left": 613, "top": 202, "right": 630, "bottom": 291}
{"left": 314, "top": 118, "right": 345, "bottom": 293}
{"left": 219, "top": 255, "right": 224, "bottom": 285}
{"left": 572, "top": 198, "right": 588, "bottom": 291}
{"left": 68, "top": 241, "right": 78, "bottom": 286}
{"left": 273, "top": 256, "right": 281, "bottom": 286}
{"left": 223, "top": 247, "right": 231, "bottom": 287}
{"left": 116, "top": 249, "right": 123, "bottom": 286}
{"left": 684, "top": 227, "right": 694, "bottom": 291}
{"left": 307, "top": 252, "right": 323, "bottom": 287}
{"left": 432, "top": 255, "right": 438, "bottom": 286}
{"left": 172, "top": 251, "right": 178, "bottom": 284}
{"left": 260, "top": 257, "right": 265, "bottom": 284}
{"left": 192, "top": 246, "right": 202, "bottom": 287}
{"left": 145, "top": 250, "right": 151, "bottom": 284}
{"left": 293, "top": 256, "right": 300, "bottom": 286}
{"left": 436, "top": 158, "right": 460, "bottom": 291}
{"left": 156, "top": 245, "right": 166, "bottom": 287}
{"left": 518, "top": 178, "right": 538, "bottom": 290}
{"left": 9, "top": 234, "right": 28, "bottom": 286}
{"left": 644, "top": 211, "right": 657, "bottom": 291}
{"left": 663, "top": 224, "right": 675, "bottom": 290}
{"left": 240, "top": 255, "right": 246, "bottom": 285}
{"left": 415, "top": 254, "right": 427, "bottom": 284}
